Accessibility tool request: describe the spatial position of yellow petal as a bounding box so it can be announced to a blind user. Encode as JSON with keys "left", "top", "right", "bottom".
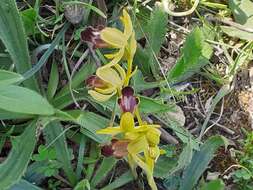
{"left": 96, "top": 67, "right": 123, "bottom": 87}
{"left": 114, "top": 64, "right": 126, "bottom": 81}
{"left": 100, "top": 28, "right": 127, "bottom": 48}
{"left": 128, "top": 32, "right": 137, "bottom": 60}
{"left": 96, "top": 126, "right": 122, "bottom": 135}
{"left": 88, "top": 90, "right": 115, "bottom": 102}
{"left": 127, "top": 135, "right": 149, "bottom": 154}
{"left": 104, "top": 52, "right": 117, "bottom": 59}
{"left": 95, "top": 85, "right": 116, "bottom": 94}
{"left": 149, "top": 146, "right": 160, "bottom": 161}
{"left": 121, "top": 9, "right": 133, "bottom": 39}
{"left": 101, "top": 48, "right": 125, "bottom": 69}
{"left": 131, "top": 154, "right": 158, "bottom": 190}
{"left": 120, "top": 112, "right": 135, "bottom": 132}
{"left": 127, "top": 154, "right": 138, "bottom": 178}
{"left": 125, "top": 131, "right": 141, "bottom": 140}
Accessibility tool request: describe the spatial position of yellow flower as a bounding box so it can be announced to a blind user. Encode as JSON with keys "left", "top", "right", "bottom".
{"left": 97, "top": 112, "right": 161, "bottom": 190}
{"left": 87, "top": 64, "right": 126, "bottom": 102}
{"left": 100, "top": 9, "right": 137, "bottom": 84}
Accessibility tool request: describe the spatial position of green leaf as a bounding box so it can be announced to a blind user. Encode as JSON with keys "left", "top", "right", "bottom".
{"left": 74, "top": 179, "right": 90, "bottom": 190}
{"left": 167, "top": 27, "right": 213, "bottom": 83}
{"left": 91, "top": 157, "right": 117, "bottom": 187}
{"left": 154, "top": 155, "right": 177, "bottom": 178}
{"left": 0, "top": 0, "right": 38, "bottom": 91}
{"left": 229, "top": 0, "right": 253, "bottom": 28}
{"left": 154, "top": 114, "right": 199, "bottom": 149}
{"left": 67, "top": 110, "right": 110, "bottom": 143}
{"left": 0, "top": 109, "right": 31, "bottom": 120}
{"left": 9, "top": 179, "right": 42, "bottom": 190}
{"left": 139, "top": 96, "right": 175, "bottom": 114}
{"left": 199, "top": 85, "right": 232, "bottom": 139}
{"left": 0, "top": 70, "right": 23, "bottom": 86}
{"left": 168, "top": 142, "right": 193, "bottom": 176}
{"left": 47, "top": 63, "right": 59, "bottom": 100}
{"left": 200, "top": 179, "right": 225, "bottom": 190}
{"left": 134, "top": 47, "right": 151, "bottom": 77}
{"left": 0, "top": 121, "right": 37, "bottom": 189}
{"left": 53, "top": 89, "right": 88, "bottom": 109}
{"left": 101, "top": 171, "right": 134, "bottom": 190}
{"left": 91, "top": 96, "right": 174, "bottom": 115}
{"left": 24, "top": 162, "right": 47, "bottom": 185}
{"left": 221, "top": 26, "right": 253, "bottom": 41}
{"left": 179, "top": 136, "right": 227, "bottom": 190}
{"left": 145, "top": 6, "right": 168, "bottom": 77}
{"left": 43, "top": 121, "right": 77, "bottom": 186}
{"left": 21, "top": 8, "right": 37, "bottom": 36}
{"left": 0, "top": 85, "right": 54, "bottom": 115}
{"left": 132, "top": 70, "right": 162, "bottom": 92}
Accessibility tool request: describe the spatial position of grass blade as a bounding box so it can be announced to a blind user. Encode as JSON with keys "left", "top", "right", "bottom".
{"left": 22, "top": 23, "right": 70, "bottom": 81}
{"left": 47, "top": 62, "right": 59, "bottom": 100}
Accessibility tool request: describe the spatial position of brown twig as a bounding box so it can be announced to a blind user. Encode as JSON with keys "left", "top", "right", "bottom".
{"left": 160, "top": 127, "right": 179, "bottom": 145}
{"left": 207, "top": 15, "right": 253, "bottom": 33}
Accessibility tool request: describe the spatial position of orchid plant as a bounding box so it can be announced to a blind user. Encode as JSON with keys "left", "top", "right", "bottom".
{"left": 82, "top": 9, "right": 163, "bottom": 190}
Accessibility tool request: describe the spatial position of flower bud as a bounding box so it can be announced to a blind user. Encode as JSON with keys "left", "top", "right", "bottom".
{"left": 149, "top": 146, "right": 160, "bottom": 160}
{"left": 146, "top": 128, "right": 161, "bottom": 146}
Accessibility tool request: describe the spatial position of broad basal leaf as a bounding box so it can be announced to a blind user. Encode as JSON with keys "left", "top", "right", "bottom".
{"left": 179, "top": 136, "right": 227, "bottom": 190}
{"left": 0, "top": 70, "right": 23, "bottom": 86}
{"left": 0, "top": 0, "right": 38, "bottom": 91}
{"left": 0, "top": 121, "right": 37, "bottom": 189}
{"left": 0, "top": 85, "right": 54, "bottom": 115}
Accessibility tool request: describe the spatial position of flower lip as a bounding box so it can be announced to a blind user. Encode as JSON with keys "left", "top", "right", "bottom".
{"left": 81, "top": 26, "right": 107, "bottom": 49}
{"left": 86, "top": 75, "right": 108, "bottom": 89}
{"left": 101, "top": 144, "right": 114, "bottom": 157}
{"left": 118, "top": 86, "right": 139, "bottom": 113}
{"left": 101, "top": 139, "right": 129, "bottom": 159}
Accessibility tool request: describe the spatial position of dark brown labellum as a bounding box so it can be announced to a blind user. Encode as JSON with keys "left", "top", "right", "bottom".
{"left": 118, "top": 86, "right": 139, "bottom": 113}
